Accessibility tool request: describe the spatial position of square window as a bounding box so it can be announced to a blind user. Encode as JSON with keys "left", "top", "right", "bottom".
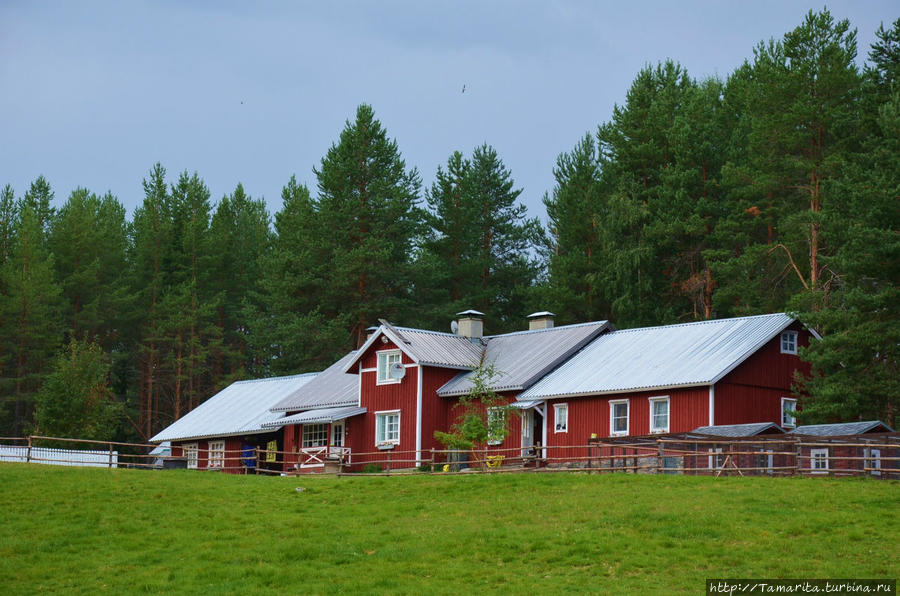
{"left": 376, "top": 411, "right": 400, "bottom": 445}
{"left": 781, "top": 398, "right": 797, "bottom": 428}
{"left": 780, "top": 331, "right": 798, "bottom": 354}
{"left": 810, "top": 448, "right": 829, "bottom": 473}
{"left": 649, "top": 397, "right": 669, "bottom": 433}
{"left": 610, "top": 400, "right": 629, "bottom": 436}
{"left": 302, "top": 424, "right": 328, "bottom": 448}
{"left": 377, "top": 350, "right": 402, "bottom": 384}
{"left": 554, "top": 404, "right": 568, "bottom": 433}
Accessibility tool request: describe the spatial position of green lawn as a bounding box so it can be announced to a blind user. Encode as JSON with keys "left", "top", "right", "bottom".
{"left": 1, "top": 464, "right": 897, "bottom": 595}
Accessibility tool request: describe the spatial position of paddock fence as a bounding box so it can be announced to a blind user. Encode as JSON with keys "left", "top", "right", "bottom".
{"left": 1, "top": 433, "right": 897, "bottom": 478}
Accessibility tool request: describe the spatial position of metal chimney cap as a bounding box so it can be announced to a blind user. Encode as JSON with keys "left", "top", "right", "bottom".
{"left": 527, "top": 311, "right": 556, "bottom": 319}
{"left": 456, "top": 309, "right": 485, "bottom": 318}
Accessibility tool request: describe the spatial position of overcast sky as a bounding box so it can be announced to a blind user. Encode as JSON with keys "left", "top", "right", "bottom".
{"left": 1, "top": 1, "right": 896, "bottom": 224}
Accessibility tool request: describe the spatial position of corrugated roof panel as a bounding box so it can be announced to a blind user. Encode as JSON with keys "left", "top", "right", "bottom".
{"left": 391, "top": 327, "right": 484, "bottom": 368}
{"left": 262, "top": 406, "right": 366, "bottom": 427}
{"left": 150, "top": 373, "right": 318, "bottom": 442}
{"left": 437, "top": 321, "right": 610, "bottom": 396}
{"left": 787, "top": 421, "right": 895, "bottom": 436}
{"left": 271, "top": 351, "right": 359, "bottom": 412}
{"left": 521, "top": 313, "right": 795, "bottom": 399}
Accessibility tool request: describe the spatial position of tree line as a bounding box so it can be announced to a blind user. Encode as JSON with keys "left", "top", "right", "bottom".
{"left": 1, "top": 10, "right": 896, "bottom": 442}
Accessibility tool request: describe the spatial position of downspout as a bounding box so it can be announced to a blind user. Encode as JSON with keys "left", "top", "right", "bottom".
{"left": 708, "top": 385, "right": 715, "bottom": 426}
{"left": 416, "top": 365, "right": 423, "bottom": 467}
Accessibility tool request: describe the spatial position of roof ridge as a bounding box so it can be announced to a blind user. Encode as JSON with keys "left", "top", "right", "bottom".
{"left": 610, "top": 313, "right": 787, "bottom": 334}
{"left": 485, "top": 320, "right": 609, "bottom": 339}
{"left": 232, "top": 372, "right": 319, "bottom": 385}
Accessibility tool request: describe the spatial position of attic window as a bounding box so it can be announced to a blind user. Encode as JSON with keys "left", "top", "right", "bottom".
{"left": 377, "top": 350, "right": 402, "bottom": 384}
{"left": 780, "top": 331, "right": 798, "bottom": 354}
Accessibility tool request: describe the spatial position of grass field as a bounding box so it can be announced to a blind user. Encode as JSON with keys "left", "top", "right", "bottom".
{"left": 1, "top": 464, "right": 897, "bottom": 595}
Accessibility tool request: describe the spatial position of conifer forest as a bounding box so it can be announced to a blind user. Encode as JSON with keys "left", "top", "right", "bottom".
{"left": 1, "top": 11, "right": 896, "bottom": 441}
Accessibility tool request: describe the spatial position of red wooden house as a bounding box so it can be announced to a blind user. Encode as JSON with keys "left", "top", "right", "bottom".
{"left": 513, "top": 313, "right": 817, "bottom": 459}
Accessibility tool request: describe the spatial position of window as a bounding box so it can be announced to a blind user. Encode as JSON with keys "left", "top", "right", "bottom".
{"left": 208, "top": 440, "right": 225, "bottom": 468}
{"left": 649, "top": 396, "right": 669, "bottom": 433}
{"left": 302, "top": 424, "right": 328, "bottom": 448}
{"left": 780, "top": 331, "right": 798, "bottom": 354}
{"left": 487, "top": 408, "right": 505, "bottom": 445}
{"left": 610, "top": 400, "right": 629, "bottom": 436}
{"left": 377, "top": 350, "right": 402, "bottom": 384}
{"left": 708, "top": 447, "right": 724, "bottom": 471}
{"left": 810, "top": 448, "right": 829, "bottom": 473}
{"left": 331, "top": 421, "right": 344, "bottom": 448}
{"left": 781, "top": 398, "right": 797, "bottom": 428}
{"left": 185, "top": 443, "right": 198, "bottom": 469}
{"left": 375, "top": 410, "right": 400, "bottom": 445}
{"left": 554, "top": 403, "right": 568, "bottom": 433}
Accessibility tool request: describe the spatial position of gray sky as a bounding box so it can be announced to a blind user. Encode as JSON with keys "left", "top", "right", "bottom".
{"left": 1, "top": 1, "right": 896, "bottom": 224}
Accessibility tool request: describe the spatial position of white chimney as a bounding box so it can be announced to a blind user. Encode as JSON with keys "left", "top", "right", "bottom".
{"left": 527, "top": 311, "right": 555, "bottom": 330}
{"left": 455, "top": 309, "right": 485, "bottom": 339}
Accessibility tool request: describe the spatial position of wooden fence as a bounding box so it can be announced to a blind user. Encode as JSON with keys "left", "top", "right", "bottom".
{"left": 1, "top": 434, "right": 897, "bottom": 478}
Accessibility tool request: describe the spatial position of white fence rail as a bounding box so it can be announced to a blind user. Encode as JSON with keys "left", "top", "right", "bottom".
{"left": 0, "top": 444, "right": 118, "bottom": 468}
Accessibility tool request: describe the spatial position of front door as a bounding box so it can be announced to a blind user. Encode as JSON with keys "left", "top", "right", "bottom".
{"left": 521, "top": 407, "right": 545, "bottom": 458}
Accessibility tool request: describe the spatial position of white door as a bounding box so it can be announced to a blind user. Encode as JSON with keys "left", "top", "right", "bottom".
{"left": 869, "top": 448, "right": 881, "bottom": 476}
{"left": 521, "top": 409, "right": 533, "bottom": 456}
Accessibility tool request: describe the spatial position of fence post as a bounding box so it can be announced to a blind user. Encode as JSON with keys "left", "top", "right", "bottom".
{"left": 25, "top": 436, "right": 32, "bottom": 464}
{"left": 386, "top": 451, "right": 392, "bottom": 475}
{"left": 108, "top": 443, "right": 114, "bottom": 469}
{"left": 430, "top": 448, "right": 435, "bottom": 474}
{"left": 794, "top": 438, "right": 802, "bottom": 476}
{"left": 657, "top": 440, "right": 664, "bottom": 475}
{"left": 255, "top": 447, "right": 261, "bottom": 473}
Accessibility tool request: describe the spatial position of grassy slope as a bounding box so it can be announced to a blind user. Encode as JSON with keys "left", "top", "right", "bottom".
{"left": 0, "top": 465, "right": 897, "bottom": 595}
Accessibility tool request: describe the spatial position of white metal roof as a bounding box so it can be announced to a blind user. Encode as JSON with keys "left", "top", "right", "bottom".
{"left": 261, "top": 406, "right": 366, "bottom": 428}
{"left": 344, "top": 321, "right": 483, "bottom": 372}
{"left": 520, "top": 313, "right": 797, "bottom": 400}
{"left": 437, "top": 321, "right": 611, "bottom": 396}
{"left": 150, "top": 373, "right": 317, "bottom": 442}
{"left": 270, "top": 351, "right": 359, "bottom": 412}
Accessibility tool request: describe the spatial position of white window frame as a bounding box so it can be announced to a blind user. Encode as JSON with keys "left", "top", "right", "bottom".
{"left": 553, "top": 403, "right": 568, "bottom": 433}
{"left": 376, "top": 350, "right": 402, "bottom": 385}
{"left": 302, "top": 423, "right": 328, "bottom": 448}
{"left": 810, "top": 448, "right": 829, "bottom": 474}
{"left": 375, "top": 410, "right": 401, "bottom": 446}
{"left": 208, "top": 440, "right": 225, "bottom": 469}
{"left": 648, "top": 396, "right": 669, "bottom": 434}
{"left": 780, "top": 330, "right": 798, "bottom": 354}
{"left": 184, "top": 442, "right": 198, "bottom": 469}
{"left": 781, "top": 397, "right": 797, "bottom": 428}
{"left": 708, "top": 447, "right": 724, "bottom": 471}
{"left": 609, "top": 399, "right": 629, "bottom": 436}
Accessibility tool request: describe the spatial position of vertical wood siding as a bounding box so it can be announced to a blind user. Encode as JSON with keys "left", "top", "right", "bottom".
{"left": 713, "top": 383, "right": 788, "bottom": 426}
{"left": 720, "top": 324, "right": 811, "bottom": 389}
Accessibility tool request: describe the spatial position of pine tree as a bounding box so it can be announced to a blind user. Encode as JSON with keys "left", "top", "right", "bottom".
{"left": 0, "top": 181, "right": 62, "bottom": 435}
{"left": 50, "top": 188, "right": 129, "bottom": 347}
{"left": 314, "top": 104, "right": 423, "bottom": 346}
{"left": 421, "top": 145, "right": 542, "bottom": 332}
{"left": 542, "top": 134, "right": 609, "bottom": 323}
{"left": 209, "top": 182, "right": 269, "bottom": 378}
{"left": 714, "top": 10, "right": 862, "bottom": 313}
